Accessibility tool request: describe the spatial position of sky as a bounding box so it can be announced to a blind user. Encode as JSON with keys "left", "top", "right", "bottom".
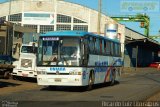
{"left": 65, "top": 0, "right": 160, "bottom": 36}
{"left": 0, "top": 0, "right": 160, "bottom": 37}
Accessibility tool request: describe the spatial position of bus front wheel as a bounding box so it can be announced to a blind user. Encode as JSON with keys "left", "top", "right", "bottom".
{"left": 4, "top": 71, "right": 10, "bottom": 79}
{"left": 12, "top": 75, "right": 18, "bottom": 80}
{"left": 86, "top": 72, "right": 94, "bottom": 91}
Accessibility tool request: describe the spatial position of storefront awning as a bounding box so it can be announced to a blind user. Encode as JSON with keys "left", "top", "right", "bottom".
{"left": 125, "top": 37, "right": 160, "bottom": 51}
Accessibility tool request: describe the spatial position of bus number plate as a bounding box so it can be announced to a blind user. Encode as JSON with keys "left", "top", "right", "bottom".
{"left": 55, "top": 78, "right": 61, "bottom": 82}
{"left": 22, "top": 73, "right": 28, "bottom": 77}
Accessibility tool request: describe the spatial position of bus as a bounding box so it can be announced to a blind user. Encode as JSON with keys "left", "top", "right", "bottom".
{"left": 36, "top": 31, "right": 122, "bottom": 90}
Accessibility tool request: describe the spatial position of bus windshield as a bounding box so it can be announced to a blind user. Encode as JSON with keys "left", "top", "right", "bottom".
{"left": 38, "top": 37, "right": 81, "bottom": 66}
{"left": 21, "top": 46, "right": 37, "bottom": 53}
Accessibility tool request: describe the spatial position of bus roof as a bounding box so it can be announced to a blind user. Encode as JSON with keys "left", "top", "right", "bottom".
{"left": 40, "top": 31, "right": 88, "bottom": 37}
{"left": 40, "top": 31, "right": 120, "bottom": 43}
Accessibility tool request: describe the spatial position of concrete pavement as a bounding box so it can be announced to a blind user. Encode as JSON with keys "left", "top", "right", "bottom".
{"left": 122, "top": 67, "right": 160, "bottom": 101}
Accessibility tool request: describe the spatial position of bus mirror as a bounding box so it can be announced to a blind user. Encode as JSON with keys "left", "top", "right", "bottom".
{"left": 33, "top": 47, "right": 36, "bottom": 54}
{"left": 80, "top": 38, "right": 83, "bottom": 42}
{"left": 32, "top": 43, "right": 36, "bottom": 53}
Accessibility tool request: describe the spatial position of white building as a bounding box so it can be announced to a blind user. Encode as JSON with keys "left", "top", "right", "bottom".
{"left": 0, "top": 0, "right": 125, "bottom": 51}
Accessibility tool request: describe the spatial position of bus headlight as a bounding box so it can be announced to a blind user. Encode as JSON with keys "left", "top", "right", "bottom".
{"left": 37, "top": 71, "right": 41, "bottom": 75}
{"left": 69, "top": 71, "right": 82, "bottom": 75}
{"left": 42, "top": 71, "right": 46, "bottom": 75}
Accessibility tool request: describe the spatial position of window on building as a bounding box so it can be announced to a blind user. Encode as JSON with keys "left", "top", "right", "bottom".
{"left": 8, "top": 13, "right": 22, "bottom": 21}
{"left": 56, "top": 24, "right": 71, "bottom": 31}
{"left": 24, "top": 13, "right": 50, "bottom": 18}
{"left": 40, "top": 25, "right": 54, "bottom": 33}
{"left": 16, "top": 23, "right": 22, "bottom": 26}
{"left": 73, "top": 18, "right": 87, "bottom": 23}
{"left": 57, "top": 14, "right": 71, "bottom": 23}
{"left": 73, "top": 25, "right": 88, "bottom": 31}
{"left": 24, "top": 24, "right": 37, "bottom": 32}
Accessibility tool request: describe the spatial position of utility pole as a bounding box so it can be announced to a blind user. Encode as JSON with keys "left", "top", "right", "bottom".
{"left": 135, "top": 45, "right": 138, "bottom": 71}
{"left": 7, "top": 0, "right": 12, "bottom": 55}
{"left": 97, "top": 0, "right": 102, "bottom": 35}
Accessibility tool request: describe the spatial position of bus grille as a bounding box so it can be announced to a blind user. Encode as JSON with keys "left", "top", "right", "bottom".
{"left": 21, "top": 59, "right": 32, "bottom": 68}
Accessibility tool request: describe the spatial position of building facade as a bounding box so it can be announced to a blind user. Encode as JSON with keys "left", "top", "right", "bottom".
{"left": 0, "top": 0, "right": 124, "bottom": 33}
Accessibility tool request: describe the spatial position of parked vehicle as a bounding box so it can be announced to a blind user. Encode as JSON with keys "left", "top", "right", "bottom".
{"left": 0, "top": 55, "right": 15, "bottom": 79}
{"left": 0, "top": 20, "right": 36, "bottom": 79}
{"left": 149, "top": 62, "right": 160, "bottom": 68}
{"left": 12, "top": 42, "right": 38, "bottom": 79}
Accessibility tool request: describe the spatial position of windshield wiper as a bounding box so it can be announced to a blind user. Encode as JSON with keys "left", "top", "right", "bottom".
{"left": 61, "top": 56, "right": 69, "bottom": 65}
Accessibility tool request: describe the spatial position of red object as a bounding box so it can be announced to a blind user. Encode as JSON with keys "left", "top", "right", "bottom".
{"left": 149, "top": 62, "right": 160, "bottom": 68}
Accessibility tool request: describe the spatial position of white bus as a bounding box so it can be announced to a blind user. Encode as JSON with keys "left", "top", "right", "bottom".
{"left": 37, "top": 31, "right": 122, "bottom": 90}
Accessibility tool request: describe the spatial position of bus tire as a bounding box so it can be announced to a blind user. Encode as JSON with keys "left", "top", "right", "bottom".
{"left": 86, "top": 71, "right": 94, "bottom": 91}
{"left": 18, "top": 76, "right": 24, "bottom": 81}
{"left": 4, "top": 71, "right": 10, "bottom": 79}
{"left": 12, "top": 75, "right": 17, "bottom": 80}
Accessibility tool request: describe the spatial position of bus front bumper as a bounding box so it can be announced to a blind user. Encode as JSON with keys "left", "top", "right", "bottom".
{"left": 37, "top": 75, "right": 85, "bottom": 86}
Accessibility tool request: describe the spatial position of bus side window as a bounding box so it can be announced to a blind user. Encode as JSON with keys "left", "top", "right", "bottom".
{"left": 102, "top": 39, "right": 105, "bottom": 55}
{"left": 93, "top": 38, "right": 96, "bottom": 54}
{"left": 104, "top": 40, "right": 106, "bottom": 55}
{"left": 100, "top": 39, "right": 102, "bottom": 54}
{"left": 113, "top": 42, "right": 116, "bottom": 56}
{"left": 116, "top": 43, "right": 121, "bottom": 57}
{"left": 118, "top": 43, "right": 121, "bottom": 56}
{"left": 115, "top": 43, "right": 118, "bottom": 56}
{"left": 114, "top": 43, "right": 116, "bottom": 56}
{"left": 82, "top": 38, "right": 89, "bottom": 66}
{"left": 89, "top": 37, "right": 94, "bottom": 54}
{"left": 95, "top": 38, "right": 100, "bottom": 54}
{"left": 110, "top": 42, "right": 114, "bottom": 56}
{"left": 106, "top": 40, "right": 111, "bottom": 55}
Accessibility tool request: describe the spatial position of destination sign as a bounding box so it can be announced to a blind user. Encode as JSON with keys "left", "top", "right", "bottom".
{"left": 43, "top": 37, "right": 59, "bottom": 41}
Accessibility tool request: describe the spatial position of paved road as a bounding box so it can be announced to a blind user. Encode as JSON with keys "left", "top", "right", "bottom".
{"left": 0, "top": 68, "right": 160, "bottom": 107}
